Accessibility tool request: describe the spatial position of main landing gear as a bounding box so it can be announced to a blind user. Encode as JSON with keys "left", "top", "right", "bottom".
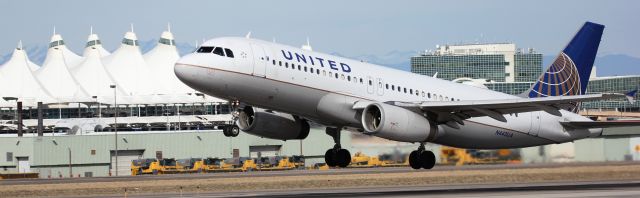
{"left": 324, "top": 127, "right": 351, "bottom": 168}
{"left": 409, "top": 143, "right": 436, "bottom": 170}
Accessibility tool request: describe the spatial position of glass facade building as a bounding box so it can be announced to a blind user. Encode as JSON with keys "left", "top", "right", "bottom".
{"left": 514, "top": 54, "right": 543, "bottom": 82}
{"left": 411, "top": 43, "right": 542, "bottom": 83}
{"left": 411, "top": 54, "right": 508, "bottom": 82}
{"left": 581, "top": 76, "right": 640, "bottom": 110}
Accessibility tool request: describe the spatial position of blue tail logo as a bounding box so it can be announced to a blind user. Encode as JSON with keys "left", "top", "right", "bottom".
{"left": 527, "top": 22, "right": 604, "bottom": 98}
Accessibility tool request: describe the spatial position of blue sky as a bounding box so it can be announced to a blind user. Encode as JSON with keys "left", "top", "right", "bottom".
{"left": 1, "top": 0, "right": 638, "bottom": 58}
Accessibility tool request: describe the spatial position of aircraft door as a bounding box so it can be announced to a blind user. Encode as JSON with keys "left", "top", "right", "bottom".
{"left": 250, "top": 43, "right": 267, "bottom": 77}
{"left": 366, "top": 76, "right": 374, "bottom": 94}
{"left": 376, "top": 78, "right": 384, "bottom": 96}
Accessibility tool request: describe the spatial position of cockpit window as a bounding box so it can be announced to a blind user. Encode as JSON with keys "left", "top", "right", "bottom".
{"left": 224, "top": 48, "right": 234, "bottom": 58}
{"left": 196, "top": 46, "right": 214, "bottom": 53}
{"left": 196, "top": 46, "right": 235, "bottom": 59}
{"left": 212, "top": 47, "right": 224, "bottom": 56}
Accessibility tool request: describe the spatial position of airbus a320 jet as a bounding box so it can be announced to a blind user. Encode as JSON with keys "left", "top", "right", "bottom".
{"left": 175, "top": 22, "right": 640, "bottom": 169}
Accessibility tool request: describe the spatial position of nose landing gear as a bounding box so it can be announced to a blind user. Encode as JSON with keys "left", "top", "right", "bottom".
{"left": 324, "top": 127, "right": 351, "bottom": 168}
{"left": 409, "top": 143, "right": 436, "bottom": 170}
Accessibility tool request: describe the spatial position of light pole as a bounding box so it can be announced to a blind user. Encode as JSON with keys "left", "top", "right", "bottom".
{"left": 110, "top": 84, "right": 118, "bottom": 176}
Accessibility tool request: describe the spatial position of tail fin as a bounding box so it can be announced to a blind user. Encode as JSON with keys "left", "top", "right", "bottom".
{"left": 525, "top": 22, "right": 604, "bottom": 98}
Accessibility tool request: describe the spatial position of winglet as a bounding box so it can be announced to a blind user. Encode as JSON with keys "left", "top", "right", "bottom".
{"left": 625, "top": 89, "right": 637, "bottom": 104}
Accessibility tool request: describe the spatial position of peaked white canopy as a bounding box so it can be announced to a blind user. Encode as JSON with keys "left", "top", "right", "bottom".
{"left": 144, "top": 31, "right": 195, "bottom": 95}
{"left": 103, "top": 31, "right": 154, "bottom": 96}
{"left": 34, "top": 38, "right": 91, "bottom": 102}
{"left": 72, "top": 34, "right": 126, "bottom": 99}
{"left": 82, "top": 34, "right": 111, "bottom": 57}
{"left": 47, "top": 34, "right": 83, "bottom": 70}
{"left": 0, "top": 43, "right": 54, "bottom": 105}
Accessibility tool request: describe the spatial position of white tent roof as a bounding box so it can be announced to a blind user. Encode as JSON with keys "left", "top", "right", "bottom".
{"left": 103, "top": 31, "right": 154, "bottom": 96}
{"left": 144, "top": 31, "right": 195, "bottom": 95}
{"left": 34, "top": 34, "right": 91, "bottom": 102}
{"left": 0, "top": 42, "right": 55, "bottom": 105}
{"left": 82, "top": 34, "right": 111, "bottom": 57}
{"left": 47, "top": 34, "right": 83, "bottom": 70}
{"left": 72, "top": 33, "right": 126, "bottom": 99}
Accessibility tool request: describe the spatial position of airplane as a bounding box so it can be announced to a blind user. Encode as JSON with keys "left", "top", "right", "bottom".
{"left": 174, "top": 22, "right": 640, "bottom": 170}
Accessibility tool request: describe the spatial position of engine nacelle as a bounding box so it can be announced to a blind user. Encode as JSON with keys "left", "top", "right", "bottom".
{"left": 361, "top": 102, "right": 438, "bottom": 142}
{"left": 236, "top": 106, "right": 310, "bottom": 140}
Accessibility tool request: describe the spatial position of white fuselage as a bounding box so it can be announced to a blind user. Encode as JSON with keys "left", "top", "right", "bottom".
{"left": 175, "top": 37, "right": 599, "bottom": 149}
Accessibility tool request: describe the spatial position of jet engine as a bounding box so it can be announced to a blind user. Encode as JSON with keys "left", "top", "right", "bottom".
{"left": 361, "top": 102, "right": 438, "bottom": 142}
{"left": 236, "top": 106, "right": 310, "bottom": 140}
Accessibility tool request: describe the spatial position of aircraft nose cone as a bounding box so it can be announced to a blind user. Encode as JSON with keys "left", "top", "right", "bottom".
{"left": 174, "top": 55, "right": 199, "bottom": 85}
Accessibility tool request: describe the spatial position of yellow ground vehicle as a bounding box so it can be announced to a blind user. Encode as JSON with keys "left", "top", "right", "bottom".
{"left": 131, "top": 158, "right": 161, "bottom": 175}
{"left": 176, "top": 158, "right": 204, "bottom": 173}
{"left": 350, "top": 152, "right": 383, "bottom": 167}
{"left": 159, "top": 158, "right": 180, "bottom": 174}
{"left": 202, "top": 158, "right": 231, "bottom": 171}
{"left": 440, "top": 146, "right": 521, "bottom": 165}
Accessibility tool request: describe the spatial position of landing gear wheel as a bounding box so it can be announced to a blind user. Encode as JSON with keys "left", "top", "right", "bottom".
{"left": 223, "top": 125, "right": 240, "bottom": 137}
{"left": 336, "top": 149, "right": 351, "bottom": 168}
{"left": 420, "top": 150, "right": 436, "bottom": 169}
{"left": 222, "top": 126, "right": 230, "bottom": 136}
{"left": 409, "top": 150, "right": 422, "bottom": 170}
{"left": 325, "top": 149, "right": 337, "bottom": 167}
{"left": 230, "top": 125, "right": 239, "bottom": 137}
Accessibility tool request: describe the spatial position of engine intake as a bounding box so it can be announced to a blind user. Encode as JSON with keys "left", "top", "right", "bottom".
{"left": 362, "top": 102, "right": 437, "bottom": 142}
{"left": 236, "top": 106, "right": 310, "bottom": 140}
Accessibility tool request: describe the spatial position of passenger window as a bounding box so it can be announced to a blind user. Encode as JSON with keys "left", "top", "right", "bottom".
{"left": 298, "top": 65, "right": 302, "bottom": 70}
{"left": 285, "top": 62, "right": 288, "bottom": 67}
{"left": 385, "top": 84, "right": 389, "bottom": 89}
{"left": 451, "top": 98, "right": 455, "bottom": 101}
{"left": 304, "top": 66, "right": 308, "bottom": 72}
{"left": 224, "top": 48, "right": 234, "bottom": 58}
{"left": 317, "top": 70, "right": 320, "bottom": 75}
{"left": 323, "top": 70, "right": 327, "bottom": 76}
{"left": 428, "top": 93, "right": 431, "bottom": 98}
{"left": 392, "top": 85, "right": 395, "bottom": 90}
{"left": 410, "top": 89, "right": 413, "bottom": 94}
{"left": 212, "top": 47, "right": 224, "bottom": 56}
{"left": 335, "top": 73, "right": 339, "bottom": 79}
{"left": 310, "top": 68, "right": 314, "bottom": 73}
{"left": 341, "top": 74, "right": 345, "bottom": 80}
{"left": 421, "top": 91, "right": 425, "bottom": 97}
{"left": 398, "top": 86, "right": 401, "bottom": 92}
{"left": 404, "top": 88, "right": 407, "bottom": 93}
{"left": 369, "top": 80, "right": 373, "bottom": 86}
{"left": 348, "top": 76, "right": 351, "bottom": 81}
{"left": 279, "top": 61, "right": 282, "bottom": 66}
{"left": 272, "top": 60, "right": 276, "bottom": 65}
{"left": 196, "top": 46, "right": 214, "bottom": 53}
{"left": 360, "top": 78, "right": 363, "bottom": 84}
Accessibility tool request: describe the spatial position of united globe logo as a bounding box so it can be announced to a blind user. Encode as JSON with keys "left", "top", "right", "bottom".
{"left": 528, "top": 52, "right": 581, "bottom": 98}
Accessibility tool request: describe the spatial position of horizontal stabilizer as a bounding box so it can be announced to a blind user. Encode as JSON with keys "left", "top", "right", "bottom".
{"left": 560, "top": 120, "right": 640, "bottom": 129}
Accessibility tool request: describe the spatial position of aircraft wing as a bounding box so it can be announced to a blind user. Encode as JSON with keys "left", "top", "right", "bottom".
{"left": 383, "top": 93, "right": 623, "bottom": 125}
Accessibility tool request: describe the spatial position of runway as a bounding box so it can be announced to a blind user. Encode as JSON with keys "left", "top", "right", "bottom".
{"left": 2, "top": 161, "right": 636, "bottom": 186}
{"left": 2, "top": 162, "right": 640, "bottom": 197}
{"left": 91, "top": 180, "right": 640, "bottom": 198}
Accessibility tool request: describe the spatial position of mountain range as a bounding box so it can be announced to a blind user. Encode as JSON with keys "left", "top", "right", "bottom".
{"left": 1, "top": 41, "right": 639, "bottom": 78}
